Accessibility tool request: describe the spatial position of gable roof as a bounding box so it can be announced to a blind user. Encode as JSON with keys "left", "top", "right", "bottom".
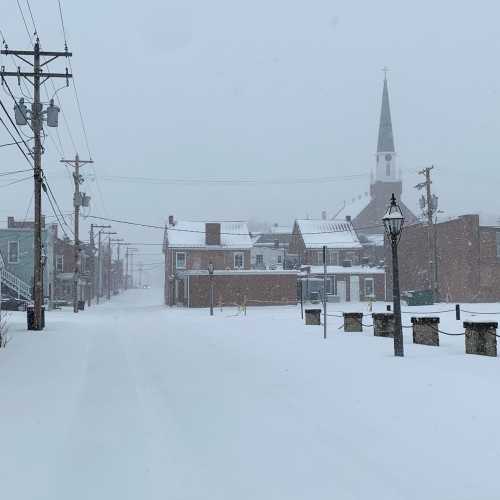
{"left": 253, "top": 233, "right": 292, "bottom": 247}
{"left": 295, "top": 219, "right": 362, "bottom": 249}
{"left": 165, "top": 220, "right": 252, "bottom": 249}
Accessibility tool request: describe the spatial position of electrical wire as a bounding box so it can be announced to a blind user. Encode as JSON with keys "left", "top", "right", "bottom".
{"left": 24, "top": 0, "right": 38, "bottom": 37}
{"left": 16, "top": 0, "right": 33, "bottom": 45}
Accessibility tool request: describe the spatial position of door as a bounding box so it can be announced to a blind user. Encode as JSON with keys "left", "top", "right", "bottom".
{"left": 350, "top": 275, "right": 360, "bottom": 302}
{"left": 337, "top": 280, "right": 346, "bottom": 302}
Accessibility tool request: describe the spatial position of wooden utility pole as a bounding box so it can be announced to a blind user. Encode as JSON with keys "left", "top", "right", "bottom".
{"left": 61, "top": 155, "right": 93, "bottom": 313}
{"left": 110, "top": 238, "right": 124, "bottom": 293}
{"left": 1, "top": 40, "right": 72, "bottom": 330}
{"left": 323, "top": 245, "right": 327, "bottom": 339}
{"left": 102, "top": 232, "right": 117, "bottom": 300}
{"left": 94, "top": 226, "right": 111, "bottom": 304}
{"left": 125, "top": 246, "right": 129, "bottom": 290}
{"left": 416, "top": 166, "right": 438, "bottom": 302}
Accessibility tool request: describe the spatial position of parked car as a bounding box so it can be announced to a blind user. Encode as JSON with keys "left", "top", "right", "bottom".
{"left": 1, "top": 297, "right": 27, "bottom": 311}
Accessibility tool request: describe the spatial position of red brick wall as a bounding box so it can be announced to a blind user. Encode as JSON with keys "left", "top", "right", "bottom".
{"left": 386, "top": 215, "right": 483, "bottom": 302}
{"left": 186, "top": 273, "right": 297, "bottom": 307}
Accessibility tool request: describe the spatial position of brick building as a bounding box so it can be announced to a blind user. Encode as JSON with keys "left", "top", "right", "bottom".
{"left": 289, "top": 218, "right": 364, "bottom": 266}
{"left": 386, "top": 214, "right": 500, "bottom": 302}
{"left": 181, "top": 270, "right": 297, "bottom": 307}
{"left": 163, "top": 217, "right": 252, "bottom": 305}
{"left": 300, "top": 265, "right": 385, "bottom": 302}
{"left": 163, "top": 216, "right": 298, "bottom": 307}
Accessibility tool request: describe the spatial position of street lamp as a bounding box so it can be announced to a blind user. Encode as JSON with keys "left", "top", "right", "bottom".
{"left": 383, "top": 193, "right": 405, "bottom": 357}
{"left": 208, "top": 261, "right": 214, "bottom": 316}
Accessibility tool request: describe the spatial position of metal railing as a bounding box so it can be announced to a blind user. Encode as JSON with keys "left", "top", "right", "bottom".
{"left": 1, "top": 267, "right": 32, "bottom": 300}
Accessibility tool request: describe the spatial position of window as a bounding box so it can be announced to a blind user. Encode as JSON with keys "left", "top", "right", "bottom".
{"left": 8, "top": 241, "right": 19, "bottom": 263}
{"left": 386, "top": 163, "right": 391, "bottom": 176}
{"left": 496, "top": 232, "right": 500, "bottom": 258}
{"left": 326, "top": 277, "right": 336, "bottom": 295}
{"left": 56, "top": 255, "right": 64, "bottom": 273}
{"left": 256, "top": 254, "right": 264, "bottom": 265}
{"left": 328, "top": 251, "right": 339, "bottom": 266}
{"left": 365, "top": 277, "right": 375, "bottom": 297}
{"left": 176, "top": 252, "right": 186, "bottom": 269}
{"left": 277, "top": 255, "right": 282, "bottom": 264}
{"left": 234, "top": 252, "right": 244, "bottom": 269}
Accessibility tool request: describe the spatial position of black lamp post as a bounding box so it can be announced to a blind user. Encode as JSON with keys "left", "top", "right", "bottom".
{"left": 208, "top": 261, "right": 214, "bottom": 316}
{"left": 383, "top": 193, "right": 405, "bottom": 357}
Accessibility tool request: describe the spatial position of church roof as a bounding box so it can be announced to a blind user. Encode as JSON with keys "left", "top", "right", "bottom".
{"left": 377, "top": 77, "right": 395, "bottom": 153}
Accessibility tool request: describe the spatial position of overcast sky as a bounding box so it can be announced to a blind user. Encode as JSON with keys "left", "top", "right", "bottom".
{"left": 1, "top": 0, "right": 500, "bottom": 275}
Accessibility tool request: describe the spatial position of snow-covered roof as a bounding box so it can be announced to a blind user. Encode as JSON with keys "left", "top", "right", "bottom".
{"left": 334, "top": 193, "right": 371, "bottom": 220}
{"left": 295, "top": 219, "right": 362, "bottom": 249}
{"left": 303, "top": 265, "right": 385, "bottom": 275}
{"left": 165, "top": 220, "right": 252, "bottom": 249}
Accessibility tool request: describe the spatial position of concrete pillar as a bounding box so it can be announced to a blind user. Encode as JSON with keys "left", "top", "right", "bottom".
{"left": 343, "top": 312, "right": 363, "bottom": 332}
{"left": 464, "top": 321, "right": 497, "bottom": 357}
{"left": 411, "top": 317, "right": 440, "bottom": 346}
{"left": 372, "top": 313, "right": 395, "bottom": 338}
{"left": 305, "top": 308, "right": 321, "bottom": 325}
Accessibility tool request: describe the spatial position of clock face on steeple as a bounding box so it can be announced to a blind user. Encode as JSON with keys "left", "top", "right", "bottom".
{"left": 385, "top": 153, "right": 392, "bottom": 161}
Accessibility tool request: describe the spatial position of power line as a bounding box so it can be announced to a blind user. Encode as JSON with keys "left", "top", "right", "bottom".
{"left": 0, "top": 174, "right": 32, "bottom": 188}
{"left": 86, "top": 214, "right": 383, "bottom": 236}
{"left": 99, "top": 173, "right": 370, "bottom": 186}
{"left": 0, "top": 112, "right": 34, "bottom": 169}
{"left": 24, "top": 0, "right": 38, "bottom": 37}
{"left": 16, "top": 0, "right": 33, "bottom": 44}
{"left": 57, "top": 0, "right": 68, "bottom": 46}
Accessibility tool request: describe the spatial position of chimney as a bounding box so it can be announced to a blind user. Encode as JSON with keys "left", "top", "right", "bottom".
{"left": 321, "top": 210, "right": 327, "bottom": 220}
{"left": 168, "top": 215, "right": 175, "bottom": 226}
{"left": 345, "top": 215, "right": 352, "bottom": 222}
{"left": 205, "top": 223, "right": 221, "bottom": 245}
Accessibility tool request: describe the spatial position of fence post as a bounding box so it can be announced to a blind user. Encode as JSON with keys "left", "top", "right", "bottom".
{"left": 456, "top": 304, "right": 460, "bottom": 321}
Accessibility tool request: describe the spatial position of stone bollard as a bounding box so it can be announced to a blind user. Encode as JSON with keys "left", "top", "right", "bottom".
{"left": 343, "top": 312, "right": 363, "bottom": 332}
{"left": 305, "top": 308, "right": 322, "bottom": 326}
{"left": 372, "top": 313, "right": 395, "bottom": 338}
{"left": 411, "top": 317, "right": 440, "bottom": 346}
{"left": 464, "top": 321, "right": 498, "bottom": 357}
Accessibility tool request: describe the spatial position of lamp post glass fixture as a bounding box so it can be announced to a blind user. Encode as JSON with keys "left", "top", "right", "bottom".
{"left": 208, "top": 261, "right": 215, "bottom": 316}
{"left": 383, "top": 193, "right": 405, "bottom": 357}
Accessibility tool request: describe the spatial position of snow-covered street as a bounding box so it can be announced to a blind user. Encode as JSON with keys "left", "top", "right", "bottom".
{"left": 1, "top": 289, "right": 500, "bottom": 500}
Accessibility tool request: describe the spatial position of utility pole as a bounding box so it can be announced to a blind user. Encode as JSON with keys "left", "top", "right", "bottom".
{"left": 1, "top": 39, "right": 72, "bottom": 330}
{"left": 61, "top": 154, "right": 93, "bottom": 313}
{"left": 93, "top": 225, "right": 111, "bottom": 304}
{"left": 125, "top": 246, "right": 129, "bottom": 290}
{"left": 127, "top": 247, "right": 138, "bottom": 289}
{"left": 323, "top": 245, "right": 327, "bottom": 340}
{"left": 416, "top": 166, "right": 439, "bottom": 302}
{"left": 138, "top": 262, "right": 143, "bottom": 288}
{"left": 102, "top": 232, "right": 117, "bottom": 300}
{"left": 110, "top": 238, "right": 124, "bottom": 294}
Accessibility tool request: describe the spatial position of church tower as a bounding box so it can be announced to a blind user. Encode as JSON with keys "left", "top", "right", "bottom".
{"left": 371, "top": 73, "right": 402, "bottom": 200}
{"left": 349, "top": 72, "right": 417, "bottom": 235}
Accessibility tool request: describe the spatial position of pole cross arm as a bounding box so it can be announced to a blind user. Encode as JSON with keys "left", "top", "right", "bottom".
{"left": 0, "top": 71, "right": 73, "bottom": 78}
{"left": 1, "top": 49, "right": 73, "bottom": 57}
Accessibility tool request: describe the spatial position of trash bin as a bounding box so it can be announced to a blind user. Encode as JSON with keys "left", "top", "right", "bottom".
{"left": 27, "top": 305, "right": 45, "bottom": 330}
{"left": 402, "top": 289, "right": 434, "bottom": 306}
{"left": 78, "top": 300, "right": 85, "bottom": 311}
{"left": 305, "top": 308, "right": 322, "bottom": 325}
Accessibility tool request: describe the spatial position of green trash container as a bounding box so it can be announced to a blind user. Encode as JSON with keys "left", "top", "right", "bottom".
{"left": 402, "top": 289, "right": 434, "bottom": 306}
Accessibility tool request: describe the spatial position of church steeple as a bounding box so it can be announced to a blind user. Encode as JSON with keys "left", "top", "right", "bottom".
{"left": 377, "top": 74, "right": 395, "bottom": 153}
{"left": 375, "top": 70, "right": 398, "bottom": 183}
